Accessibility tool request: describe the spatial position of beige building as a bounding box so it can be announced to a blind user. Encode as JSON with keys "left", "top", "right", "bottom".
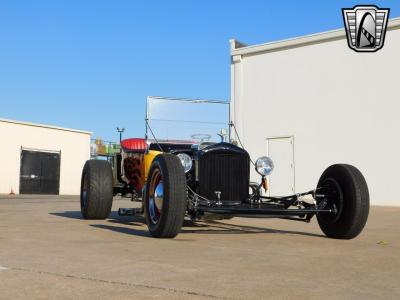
{"left": 230, "top": 17, "right": 400, "bottom": 206}
{"left": 0, "top": 118, "right": 91, "bottom": 195}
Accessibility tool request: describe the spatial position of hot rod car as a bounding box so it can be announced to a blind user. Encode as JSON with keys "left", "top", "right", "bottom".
{"left": 80, "top": 97, "right": 369, "bottom": 239}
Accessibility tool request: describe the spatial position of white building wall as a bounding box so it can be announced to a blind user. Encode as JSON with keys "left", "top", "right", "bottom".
{"left": 0, "top": 119, "right": 91, "bottom": 195}
{"left": 231, "top": 18, "right": 400, "bottom": 206}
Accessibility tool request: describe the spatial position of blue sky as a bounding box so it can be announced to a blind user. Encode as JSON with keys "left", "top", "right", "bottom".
{"left": 1, "top": 1, "right": 399, "bottom": 142}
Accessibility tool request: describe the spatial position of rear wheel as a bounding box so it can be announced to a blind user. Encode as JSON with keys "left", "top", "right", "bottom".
{"left": 145, "top": 154, "right": 186, "bottom": 238}
{"left": 316, "top": 164, "right": 369, "bottom": 239}
{"left": 80, "top": 160, "right": 113, "bottom": 219}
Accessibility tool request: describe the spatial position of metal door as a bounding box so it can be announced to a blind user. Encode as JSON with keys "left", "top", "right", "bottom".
{"left": 266, "top": 136, "right": 295, "bottom": 196}
{"left": 20, "top": 150, "right": 60, "bottom": 194}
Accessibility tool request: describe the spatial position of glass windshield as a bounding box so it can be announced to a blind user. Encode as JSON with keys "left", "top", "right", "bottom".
{"left": 146, "top": 96, "right": 230, "bottom": 143}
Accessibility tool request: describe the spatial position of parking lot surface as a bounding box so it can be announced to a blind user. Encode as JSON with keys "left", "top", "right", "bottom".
{"left": 0, "top": 195, "right": 399, "bottom": 299}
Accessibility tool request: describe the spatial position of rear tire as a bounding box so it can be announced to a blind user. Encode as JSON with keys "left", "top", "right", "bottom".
{"left": 145, "top": 154, "right": 186, "bottom": 238}
{"left": 316, "top": 164, "right": 369, "bottom": 239}
{"left": 80, "top": 160, "right": 113, "bottom": 219}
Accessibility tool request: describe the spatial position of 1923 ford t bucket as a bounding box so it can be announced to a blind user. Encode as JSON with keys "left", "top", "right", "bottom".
{"left": 80, "top": 97, "right": 369, "bottom": 239}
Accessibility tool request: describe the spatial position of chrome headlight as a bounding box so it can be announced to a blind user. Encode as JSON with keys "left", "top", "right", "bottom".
{"left": 177, "top": 153, "right": 192, "bottom": 173}
{"left": 255, "top": 156, "right": 274, "bottom": 176}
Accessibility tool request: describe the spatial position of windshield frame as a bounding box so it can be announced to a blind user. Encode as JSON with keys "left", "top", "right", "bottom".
{"left": 145, "top": 96, "right": 231, "bottom": 144}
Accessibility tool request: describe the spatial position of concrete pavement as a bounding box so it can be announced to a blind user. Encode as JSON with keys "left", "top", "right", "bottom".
{"left": 0, "top": 195, "right": 399, "bottom": 299}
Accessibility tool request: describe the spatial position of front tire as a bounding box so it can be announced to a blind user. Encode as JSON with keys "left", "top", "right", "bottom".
{"left": 316, "top": 164, "right": 369, "bottom": 239}
{"left": 145, "top": 154, "right": 187, "bottom": 238}
{"left": 80, "top": 160, "right": 113, "bottom": 219}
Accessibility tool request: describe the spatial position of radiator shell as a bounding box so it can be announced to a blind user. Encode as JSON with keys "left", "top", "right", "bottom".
{"left": 198, "top": 143, "right": 250, "bottom": 202}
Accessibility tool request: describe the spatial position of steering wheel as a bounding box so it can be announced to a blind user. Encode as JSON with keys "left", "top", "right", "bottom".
{"left": 191, "top": 133, "right": 212, "bottom": 142}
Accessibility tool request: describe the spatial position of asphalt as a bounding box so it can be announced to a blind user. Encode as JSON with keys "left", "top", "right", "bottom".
{"left": 0, "top": 195, "right": 399, "bottom": 299}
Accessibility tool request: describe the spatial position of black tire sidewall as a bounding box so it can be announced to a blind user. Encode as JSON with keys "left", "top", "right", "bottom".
{"left": 317, "top": 164, "right": 369, "bottom": 239}
{"left": 145, "top": 154, "right": 186, "bottom": 238}
{"left": 80, "top": 160, "right": 113, "bottom": 219}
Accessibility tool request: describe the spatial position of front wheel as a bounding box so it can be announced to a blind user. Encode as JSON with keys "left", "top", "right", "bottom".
{"left": 145, "top": 154, "right": 187, "bottom": 238}
{"left": 316, "top": 164, "right": 369, "bottom": 239}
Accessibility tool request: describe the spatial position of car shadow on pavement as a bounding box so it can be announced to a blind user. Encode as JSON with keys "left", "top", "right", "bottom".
{"left": 90, "top": 224, "right": 151, "bottom": 237}
{"left": 89, "top": 221, "right": 324, "bottom": 238}
{"left": 51, "top": 211, "right": 324, "bottom": 238}
{"left": 50, "top": 211, "right": 143, "bottom": 225}
{"left": 107, "top": 218, "right": 208, "bottom": 227}
{"left": 180, "top": 220, "right": 326, "bottom": 238}
{"left": 50, "top": 211, "right": 84, "bottom": 219}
